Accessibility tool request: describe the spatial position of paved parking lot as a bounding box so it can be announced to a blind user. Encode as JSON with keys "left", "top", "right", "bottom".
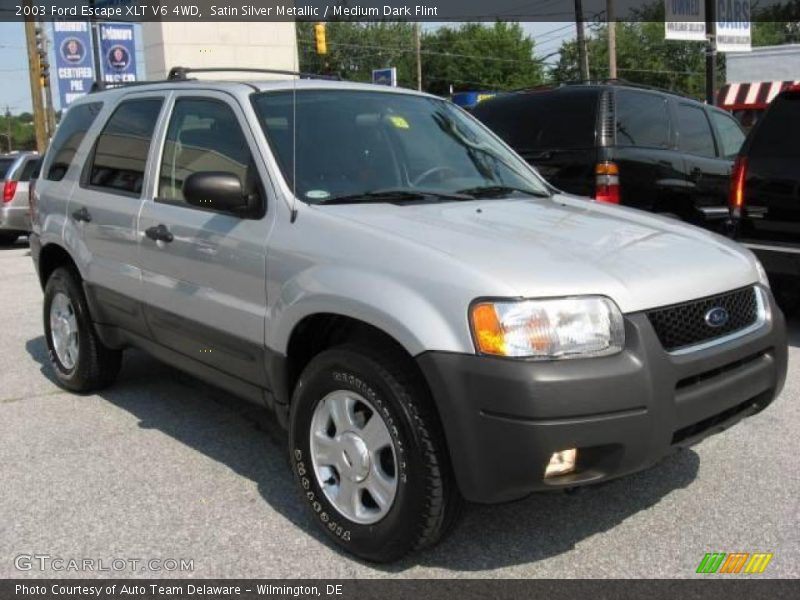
{"left": 1, "top": 239, "right": 798, "bottom": 579}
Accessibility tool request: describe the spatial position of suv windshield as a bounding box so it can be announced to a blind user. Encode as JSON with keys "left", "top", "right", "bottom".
{"left": 252, "top": 89, "right": 549, "bottom": 204}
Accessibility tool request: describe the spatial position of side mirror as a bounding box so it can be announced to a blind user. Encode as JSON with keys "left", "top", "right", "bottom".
{"left": 183, "top": 171, "right": 249, "bottom": 213}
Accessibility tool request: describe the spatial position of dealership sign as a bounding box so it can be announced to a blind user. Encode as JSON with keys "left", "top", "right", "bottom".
{"left": 716, "top": 0, "right": 752, "bottom": 52}
{"left": 99, "top": 23, "right": 137, "bottom": 83}
{"left": 665, "top": 0, "right": 706, "bottom": 41}
{"left": 372, "top": 67, "right": 397, "bottom": 87}
{"left": 52, "top": 22, "right": 95, "bottom": 108}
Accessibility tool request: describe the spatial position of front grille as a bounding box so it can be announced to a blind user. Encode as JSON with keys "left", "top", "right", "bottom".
{"left": 647, "top": 287, "right": 759, "bottom": 352}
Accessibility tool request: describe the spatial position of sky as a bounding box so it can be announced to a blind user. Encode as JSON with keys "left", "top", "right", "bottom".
{"left": 0, "top": 21, "right": 573, "bottom": 114}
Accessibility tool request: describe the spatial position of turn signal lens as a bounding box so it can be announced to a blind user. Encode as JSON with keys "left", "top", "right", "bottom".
{"left": 470, "top": 297, "right": 625, "bottom": 359}
{"left": 545, "top": 449, "right": 577, "bottom": 478}
{"left": 594, "top": 162, "right": 620, "bottom": 204}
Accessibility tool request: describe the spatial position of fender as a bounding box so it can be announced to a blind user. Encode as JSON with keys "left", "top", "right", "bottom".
{"left": 268, "top": 265, "right": 473, "bottom": 357}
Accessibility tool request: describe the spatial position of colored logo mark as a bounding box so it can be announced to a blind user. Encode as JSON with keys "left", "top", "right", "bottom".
{"left": 697, "top": 552, "right": 773, "bottom": 574}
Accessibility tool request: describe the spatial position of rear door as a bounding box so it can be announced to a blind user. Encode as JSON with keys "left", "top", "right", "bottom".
{"left": 69, "top": 93, "right": 165, "bottom": 334}
{"left": 471, "top": 89, "right": 599, "bottom": 197}
{"left": 137, "top": 91, "right": 271, "bottom": 386}
{"left": 673, "top": 101, "right": 735, "bottom": 228}
{"left": 738, "top": 91, "right": 800, "bottom": 246}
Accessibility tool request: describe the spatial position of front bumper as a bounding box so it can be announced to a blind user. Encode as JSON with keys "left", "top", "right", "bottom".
{"left": 0, "top": 204, "right": 31, "bottom": 232}
{"left": 417, "top": 287, "right": 787, "bottom": 503}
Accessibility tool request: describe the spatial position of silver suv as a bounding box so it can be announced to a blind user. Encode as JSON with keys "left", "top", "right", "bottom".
{"left": 1, "top": 151, "right": 40, "bottom": 245}
{"left": 30, "top": 71, "right": 787, "bottom": 562}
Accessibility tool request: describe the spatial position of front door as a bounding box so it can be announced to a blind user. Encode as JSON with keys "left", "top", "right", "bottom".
{"left": 137, "top": 92, "right": 272, "bottom": 386}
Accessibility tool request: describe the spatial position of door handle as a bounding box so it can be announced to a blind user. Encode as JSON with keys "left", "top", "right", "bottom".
{"left": 71, "top": 206, "right": 92, "bottom": 223}
{"left": 689, "top": 167, "right": 703, "bottom": 181}
{"left": 144, "top": 224, "right": 174, "bottom": 243}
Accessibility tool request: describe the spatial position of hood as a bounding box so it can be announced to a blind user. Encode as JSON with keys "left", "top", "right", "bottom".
{"left": 315, "top": 195, "right": 759, "bottom": 313}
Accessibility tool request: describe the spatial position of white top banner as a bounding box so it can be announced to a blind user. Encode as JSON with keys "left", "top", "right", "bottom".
{"left": 665, "top": 0, "right": 706, "bottom": 41}
{"left": 716, "top": 0, "right": 752, "bottom": 52}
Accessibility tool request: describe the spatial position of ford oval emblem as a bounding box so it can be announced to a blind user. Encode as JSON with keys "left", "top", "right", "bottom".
{"left": 705, "top": 307, "right": 729, "bottom": 328}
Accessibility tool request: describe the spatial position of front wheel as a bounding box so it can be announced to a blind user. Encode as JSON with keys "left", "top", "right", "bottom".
{"left": 289, "top": 345, "right": 461, "bottom": 562}
{"left": 43, "top": 267, "right": 122, "bottom": 392}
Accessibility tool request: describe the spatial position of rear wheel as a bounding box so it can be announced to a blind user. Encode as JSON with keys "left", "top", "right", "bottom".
{"left": 43, "top": 267, "right": 122, "bottom": 392}
{"left": 289, "top": 344, "right": 461, "bottom": 562}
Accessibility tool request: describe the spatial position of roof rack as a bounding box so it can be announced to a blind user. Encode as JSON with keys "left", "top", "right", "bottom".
{"left": 90, "top": 79, "right": 179, "bottom": 93}
{"left": 167, "top": 66, "right": 340, "bottom": 81}
{"left": 511, "top": 78, "right": 696, "bottom": 101}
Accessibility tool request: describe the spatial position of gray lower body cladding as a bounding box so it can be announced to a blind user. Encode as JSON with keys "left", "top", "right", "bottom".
{"left": 417, "top": 292, "right": 787, "bottom": 504}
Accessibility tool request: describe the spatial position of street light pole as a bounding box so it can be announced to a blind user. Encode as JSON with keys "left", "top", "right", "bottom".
{"left": 575, "top": 0, "right": 590, "bottom": 81}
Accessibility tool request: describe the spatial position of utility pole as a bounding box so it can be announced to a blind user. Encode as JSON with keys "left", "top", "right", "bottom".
{"left": 575, "top": 0, "right": 590, "bottom": 81}
{"left": 607, "top": 0, "right": 617, "bottom": 79}
{"left": 414, "top": 23, "right": 422, "bottom": 91}
{"left": 24, "top": 9, "right": 47, "bottom": 153}
{"left": 705, "top": 0, "right": 717, "bottom": 105}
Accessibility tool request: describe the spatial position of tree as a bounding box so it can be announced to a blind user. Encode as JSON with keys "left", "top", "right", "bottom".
{"left": 421, "top": 22, "right": 544, "bottom": 95}
{"left": 550, "top": 21, "right": 713, "bottom": 99}
{"left": 297, "top": 21, "right": 545, "bottom": 95}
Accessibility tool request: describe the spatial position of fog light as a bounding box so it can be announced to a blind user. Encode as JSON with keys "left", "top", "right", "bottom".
{"left": 544, "top": 449, "right": 577, "bottom": 478}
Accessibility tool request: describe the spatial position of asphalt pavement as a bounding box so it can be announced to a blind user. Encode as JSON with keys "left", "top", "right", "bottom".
{"left": 1, "top": 239, "right": 797, "bottom": 579}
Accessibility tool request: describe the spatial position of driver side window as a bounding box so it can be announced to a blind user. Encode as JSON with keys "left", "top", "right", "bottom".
{"left": 158, "top": 98, "right": 257, "bottom": 209}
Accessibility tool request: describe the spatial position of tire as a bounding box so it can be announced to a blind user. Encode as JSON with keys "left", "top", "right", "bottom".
{"left": 0, "top": 232, "right": 19, "bottom": 246}
{"left": 289, "top": 344, "right": 462, "bottom": 562}
{"left": 43, "top": 267, "right": 122, "bottom": 392}
{"left": 773, "top": 281, "right": 800, "bottom": 317}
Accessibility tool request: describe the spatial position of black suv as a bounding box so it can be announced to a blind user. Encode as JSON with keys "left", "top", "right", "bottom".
{"left": 472, "top": 82, "right": 746, "bottom": 230}
{"left": 730, "top": 84, "right": 800, "bottom": 314}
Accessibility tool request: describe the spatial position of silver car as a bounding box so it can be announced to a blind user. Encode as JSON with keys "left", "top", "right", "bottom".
{"left": 29, "top": 74, "right": 787, "bottom": 562}
{"left": 1, "top": 152, "right": 40, "bottom": 245}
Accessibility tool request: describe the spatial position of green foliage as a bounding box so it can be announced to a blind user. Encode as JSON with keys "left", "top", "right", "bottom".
{"left": 421, "top": 22, "right": 545, "bottom": 95}
{"left": 1, "top": 113, "right": 36, "bottom": 152}
{"left": 297, "top": 21, "right": 545, "bottom": 95}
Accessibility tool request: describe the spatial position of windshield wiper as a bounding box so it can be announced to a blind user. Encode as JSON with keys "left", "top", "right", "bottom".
{"left": 456, "top": 185, "right": 551, "bottom": 199}
{"left": 315, "top": 188, "right": 472, "bottom": 205}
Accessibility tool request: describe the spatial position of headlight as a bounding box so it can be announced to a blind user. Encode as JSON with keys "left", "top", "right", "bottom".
{"left": 470, "top": 296, "right": 625, "bottom": 359}
{"left": 755, "top": 260, "right": 771, "bottom": 289}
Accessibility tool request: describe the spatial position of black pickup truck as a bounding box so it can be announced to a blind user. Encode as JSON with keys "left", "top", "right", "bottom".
{"left": 730, "top": 84, "right": 800, "bottom": 315}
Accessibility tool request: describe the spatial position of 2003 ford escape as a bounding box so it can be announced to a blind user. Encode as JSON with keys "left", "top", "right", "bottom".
{"left": 30, "top": 69, "right": 787, "bottom": 562}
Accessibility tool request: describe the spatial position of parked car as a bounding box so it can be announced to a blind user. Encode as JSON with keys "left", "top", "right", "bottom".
{"left": 1, "top": 151, "right": 40, "bottom": 245}
{"left": 730, "top": 84, "right": 800, "bottom": 314}
{"left": 472, "top": 82, "right": 746, "bottom": 230}
{"left": 30, "top": 72, "right": 786, "bottom": 562}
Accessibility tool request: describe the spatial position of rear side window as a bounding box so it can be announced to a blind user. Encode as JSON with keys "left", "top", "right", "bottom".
{"left": 45, "top": 102, "right": 103, "bottom": 181}
{"left": 19, "top": 159, "right": 41, "bottom": 181}
{"left": 710, "top": 111, "right": 745, "bottom": 158}
{"left": 676, "top": 104, "right": 716, "bottom": 157}
{"left": 749, "top": 93, "right": 800, "bottom": 158}
{"left": 615, "top": 90, "right": 671, "bottom": 149}
{"left": 87, "top": 98, "right": 163, "bottom": 195}
{"left": 472, "top": 91, "right": 598, "bottom": 151}
{"left": 158, "top": 98, "right": 254, "bottom": 206}
{"left": 0, "top": 158, "right": 14, "bottom": 179}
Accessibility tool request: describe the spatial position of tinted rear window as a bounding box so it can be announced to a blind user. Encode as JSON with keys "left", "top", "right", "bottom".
{"left": 0, "top": 158, "right": 14, "bottom": 179}
{"left": 87, "top": 98, "right": 163, "bottom": 195}
{"left": 472, "top": 90, "right": 598, "bottom": 151}
{"left": 749, "top": 93, "right": 800, "bottom": 159}
{"left": 19, "top": 158, "right": 41, "bottom": 181}
{"left": 615, "top": 90, "right": 671, "bottom": 149}
{"left": 45, "top": 102, "right": 103, "bottom": 181}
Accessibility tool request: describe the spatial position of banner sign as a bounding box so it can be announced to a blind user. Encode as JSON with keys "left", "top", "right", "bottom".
{"left": 717, "top": 0, "right": 752, "bottom": 52}
{"left": 665, "top": 0, "right": 707, "bottom": 41}
{"left": 99, "top": 23, "right": 137, "bottom": 83}
{"left": 52, "top": 21, "right": 95, "bottom": 108}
